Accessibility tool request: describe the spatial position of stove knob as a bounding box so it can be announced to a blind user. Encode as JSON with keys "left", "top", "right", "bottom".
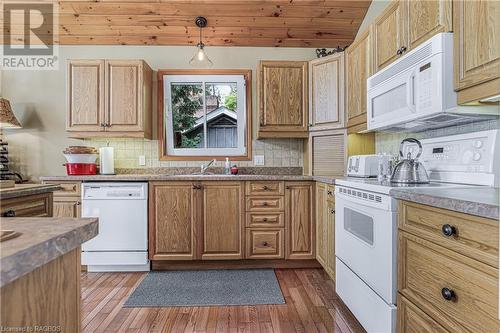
{"left": 473, "top": 152, "right": 481, "bottom": 161}
{"left": 473, "top": 140, "right": 483, "bottom": 149}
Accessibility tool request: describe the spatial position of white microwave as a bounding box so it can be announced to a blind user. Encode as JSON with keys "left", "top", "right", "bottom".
{"left": 367, "top": 33, "right": 498, "bottom": 132}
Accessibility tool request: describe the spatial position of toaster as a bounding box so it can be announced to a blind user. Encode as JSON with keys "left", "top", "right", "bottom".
{"left": 347, "top": 155, "right": 380, "bottom": 178}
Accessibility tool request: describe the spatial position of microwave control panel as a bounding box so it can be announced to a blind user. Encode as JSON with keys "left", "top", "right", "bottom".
{"left": 418, "top": 62, "right": 433, "bottom": 109}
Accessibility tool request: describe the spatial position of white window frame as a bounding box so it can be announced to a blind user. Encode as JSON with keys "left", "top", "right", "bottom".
{"left": 164, "top": 74, "right": 247, "bottom": 157}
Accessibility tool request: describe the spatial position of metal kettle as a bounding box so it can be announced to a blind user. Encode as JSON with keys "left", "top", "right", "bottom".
{"left": 391, "top": 138, "right": 430, "bottom": 184}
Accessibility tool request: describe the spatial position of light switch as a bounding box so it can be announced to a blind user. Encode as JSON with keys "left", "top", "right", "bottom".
{"left": 254, "top": 155, "right": 265, "bottom": 166}
{"left": 138, "top": 155, "right": 146, "bottom": 166}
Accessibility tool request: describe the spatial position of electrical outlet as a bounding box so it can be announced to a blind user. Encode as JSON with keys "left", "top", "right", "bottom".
{"left": 138, "top": 155, "right": 146, "bottom": 166}
{"left": 254, "top": 155, "right": 265, "bottom": 166}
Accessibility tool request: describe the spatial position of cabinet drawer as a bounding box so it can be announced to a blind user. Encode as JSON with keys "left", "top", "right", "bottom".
{"left": 399, "top": 201, "right": 498, "bottom": 268}
{"left": 1, "top": 193, "right": 52, "bottom": 217}
{"left": 246, "top": 196, "right": 284, "bottom": 212}
{"left": 245, "top": 229, "right": 284, "bottom": 259}
{"left": 399, "top": 232, "right": 498, "bottom": 333}
{"left": 398, "top": 295, "right": 449, "bottom": 333}
{"left": 245, "top": 181, "right": 284, "bottom": 196}
{"left": 246, "top": 212, "right": 284, "bottom": 228}
{"left": 44, "top": 181, "right": 81, "bottom": 197}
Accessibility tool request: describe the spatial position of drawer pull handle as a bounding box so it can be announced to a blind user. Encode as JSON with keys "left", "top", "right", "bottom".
{"left": 262, "top": 241, "right": 268, "bottom": 246}
{"left": 262, "top": 202, "right": 268, "bottom": 206}
{"left": 327, "top": 190, "right": 333, "bottom": 195}
{"left": 442, "top": 224, "right": 457, "bottom": 237}
{"left": 263, "top": 218, "right": 268, "bottom": 222}
{"left": 3, "top": 210, "right": 16, "bottom": 217}
{"left": 331, "top": 209, "right": 335, "bottom": 214}
{"left": 441, "top": 287, "right": 456, "bottom": 301}
{"left": 263, "top": 186, "right": 269, "bottom": 190}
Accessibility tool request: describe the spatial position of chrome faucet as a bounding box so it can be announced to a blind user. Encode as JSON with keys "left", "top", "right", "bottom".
{"left": 200, "top": 159, "right": 216, "bottom": 174}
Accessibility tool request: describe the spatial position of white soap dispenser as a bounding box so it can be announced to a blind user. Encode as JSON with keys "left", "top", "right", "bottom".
{"left": 224, "top": 157, "right": 231, "bottom": 175}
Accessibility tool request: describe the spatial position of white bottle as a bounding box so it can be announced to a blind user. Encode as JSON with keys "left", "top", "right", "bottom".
{"left": 224, "top": 157, "right": 231, "bottom": 175}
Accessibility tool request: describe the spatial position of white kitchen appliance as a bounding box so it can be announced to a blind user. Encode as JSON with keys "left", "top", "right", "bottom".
{"left": 367, "top": 33, "right": 499, "bottom": 132}
{"left": 81, "top": 182, "right": 149, "bottom": 272}
{"left": 347, "top": 155, "right": 379, "bottom": 177}
{"left": 335, "top": 129, "right": 498, "bottom": 333}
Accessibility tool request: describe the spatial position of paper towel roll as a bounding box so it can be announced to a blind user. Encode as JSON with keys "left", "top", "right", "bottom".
{"left": 99, "top": 147, "right": 115, "bottom": 175}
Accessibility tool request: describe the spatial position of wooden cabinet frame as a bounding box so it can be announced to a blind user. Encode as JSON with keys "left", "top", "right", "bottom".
{"left": 157, "top": 69, "right": 252, "bottom": 161}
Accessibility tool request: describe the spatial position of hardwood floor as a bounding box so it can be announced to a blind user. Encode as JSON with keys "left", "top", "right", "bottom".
{"left": 81, "top": 268, "right": 365, "bottom": 333}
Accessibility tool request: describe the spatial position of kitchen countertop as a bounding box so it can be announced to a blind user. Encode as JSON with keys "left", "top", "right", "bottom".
{"left": 40, "top": 174, "right": 316, "bottom": 182}
{"left": 0, "top": 183, "right": 61, "bottom": 200}
{"left": 390, "top": 186, "right": 499, "bottom": 220}
{"left": 0, "top": 217, "right": 98, "bottom": 287}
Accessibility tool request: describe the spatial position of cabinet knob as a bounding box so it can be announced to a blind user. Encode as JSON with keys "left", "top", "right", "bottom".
{"left": 263, "top": 186, "right": 269, "bottom": 190}
{"left": 441, "top": 287, "right": 456, "bottom": 301}
{"left": 331, "top": 209, "right": 335, "bottom": 214}
{"left": 285, "top": 186, "right": 290, "bottom": 189}
{"left": 263, "top": 218, "right": 268, "bottom": 222}
{"left": 3, "top": 210, "right": 16, "bottom": 217}
{"left": 100, "top": 123, "right": 105, "bottom": 128}
{"left": 262, "top": 202, "right": 268, "bottom": 206}
{"left": 262, "top": 241, "right": 269, "bottom": 247}
{"left": 76, "top": 201, "right": 81, "bottom": 206}
{"left": 400, "top": 46, "right": 407, "bottom": 54}
{"left": 442, "top": 224, "right": 457, "bottom": 237}
{"left": 327, "top": 190, "right": 332, "bottom": 196}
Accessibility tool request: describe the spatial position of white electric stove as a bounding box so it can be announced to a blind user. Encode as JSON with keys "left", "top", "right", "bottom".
{"left": 334, "top": 129, "right": 499, "bottom": 333}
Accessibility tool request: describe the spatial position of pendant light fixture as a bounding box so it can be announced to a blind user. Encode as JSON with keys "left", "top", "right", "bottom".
{"left": 189, "top": 16, "right": 213, "bottom": 68}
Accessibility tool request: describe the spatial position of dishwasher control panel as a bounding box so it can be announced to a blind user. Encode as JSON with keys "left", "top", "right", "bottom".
{"left": 82, "top": 183, "right": 147, "bottom": 200}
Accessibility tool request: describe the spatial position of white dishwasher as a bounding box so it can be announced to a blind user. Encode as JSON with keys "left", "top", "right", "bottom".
{"left": 81, "top": 182, "right": 149, "bottom": 272}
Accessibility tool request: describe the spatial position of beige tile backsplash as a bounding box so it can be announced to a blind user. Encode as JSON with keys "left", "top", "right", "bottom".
{"left": 85, "top": 138, "right": 303, "bottom": 169}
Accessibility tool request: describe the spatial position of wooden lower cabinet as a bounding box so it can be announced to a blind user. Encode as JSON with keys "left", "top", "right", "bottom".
{"left": 201, "top": 182, "right": 244, "bottom": 260}
{"left": 1, "top": 193, "right": 53, "bottom": 217}
{"left": 398, "top": 201, "right": 500, "bottom": 332}
{"left": 245, "top": 228, "right": 284, "bottom": 259}
{"left": 398, "top": 295, "right": 448, "bottom": 333}
{"left": 43, "top": 181, "right": 82, "bottom": 218}
{"left": 285, "top": 182, "right": 314, "bottom": 259}
{"left": 149, "top": 182, "right": 198, "bottom": 260}
{"left": 315, "top": 182, "right": 335, "bottom": 280}
{"left": 149, "top": 180, "right": 314, "bottom": 265}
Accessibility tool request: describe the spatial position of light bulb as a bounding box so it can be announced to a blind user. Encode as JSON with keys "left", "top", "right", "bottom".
{"left": 189, "top": 43, "right": 213, "bottom": 68}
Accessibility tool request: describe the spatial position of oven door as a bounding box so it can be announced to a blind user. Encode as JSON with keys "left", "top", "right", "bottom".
{"left": 335, "top": 188, "right": 397, "bottom": 304}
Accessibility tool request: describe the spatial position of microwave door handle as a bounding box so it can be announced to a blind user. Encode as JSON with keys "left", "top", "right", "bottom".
{"left": 406, "top": 71, "right": 416, "bottom": 112}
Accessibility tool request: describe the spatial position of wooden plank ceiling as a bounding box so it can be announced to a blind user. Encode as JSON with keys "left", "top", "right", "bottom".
{"left": 4, "top": 0, "right": 371, "bottom": 47}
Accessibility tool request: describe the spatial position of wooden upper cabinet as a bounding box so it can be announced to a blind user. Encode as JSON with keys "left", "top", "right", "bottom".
{"left": 285, "top": 182, "right": 314, "bottom": 260}
{"left": 372, "top": 0, "right": 407, "bottom": 72}
{"left": 201, "top": 182, "right": 244, "bottom": 260}
{"left": 404, "top": 0, "right": 452, "bottom": 50}
{"left": 149, "top": 182, "right": 198, "bottom": 260}
{"left": 309, "top": 53, "right": 344, "bottom": 131}
{"left": 454, "top": 0, "right": 500, "bottom": 103}
{"left": 67, "top": 60, "right": 105, "bottom": 132}
{"left": 67, "top": 59, "right": 152, "bottom": 138}
{"left": 346, "top": 29, "right": 372, "bottom": 133}
{"left": 106, "top": 61, "right": 142, "bottom": 132}
{"left": 258, "top": 61, "right": 308, "bottom": 138}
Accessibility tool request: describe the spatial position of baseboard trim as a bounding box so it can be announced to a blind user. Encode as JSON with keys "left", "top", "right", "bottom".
{"left": 152, "top": 259, "right": 321, "bottom": 270}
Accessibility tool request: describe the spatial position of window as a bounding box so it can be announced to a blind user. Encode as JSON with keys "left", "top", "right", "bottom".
{"left": 158, "top": 70, "right": 252, "bottom": 160}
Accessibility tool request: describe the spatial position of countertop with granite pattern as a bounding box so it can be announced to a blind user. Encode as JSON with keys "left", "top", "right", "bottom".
{"left": 391, "top": 186, "right": 499, "bottom": 220}
{"left": 40, "top": 174, "right": 316, "bottom": 182}
{"left": 0, "top": 183, "right": 61, "bottom": 200}
{"left": 0, "top": 217, "right": 98, "bottom": 287}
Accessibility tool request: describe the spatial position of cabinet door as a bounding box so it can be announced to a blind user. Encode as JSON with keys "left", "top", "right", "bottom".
{"left": 285, "top": 182, "right": 314, "bottom": 259}
{"left": 315, "top": 183, "right": 327, "bottom": 266}
{"left": 454, "top": 0, "right": 500, "bottom": 103}
{"left": 67, "top": 60, "right": 105, "bottom": 132}
{"left": 105, "top": 60, "right": 143, "bottom": 132}
{"left": 201, "top": 182, "right": 244, "bottom": 260}
{"left": 405, "top": 0, "right": 452, "bottom": 50}
{"left": 346, "top": 29, "right": 372, "bottom": 132}
{"left": 325, "top": 199, "right": 335, "bottom": 281}
{"left": 149, "top": 182, "right": 197, "bottom": 260}
{"left": 372, "top": 0, "right": 407, "bottom": 71}
{"left": 258, "top": 61, "right": 308, "bottom": 138}
{"left": 53, "top": 198, "right": 80, "bottom": 218}
{"left": 309, "top": 53, "right": 344, "bottom": 130}
{"left": 308, "top": 129, "right": 346, "bottom": 177}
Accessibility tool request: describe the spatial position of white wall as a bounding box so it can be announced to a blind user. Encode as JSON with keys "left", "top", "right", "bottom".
{"left": 2, "top": 46, "right": 316, "bottom": 180}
